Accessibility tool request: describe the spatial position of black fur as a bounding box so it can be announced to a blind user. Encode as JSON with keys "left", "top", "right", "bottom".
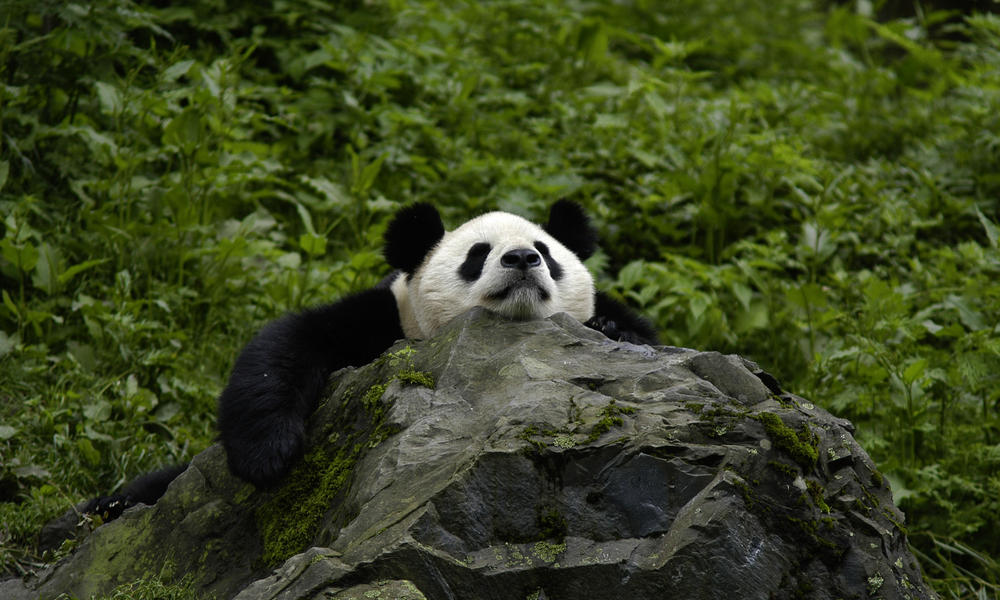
{"left": 533, "top": 241, "right": 563, "bottom": 280}
{"left": 383, "top": 203, "right": 445, "bottom": 274}
{"left": 458, "top": 242, "right": 491, "bottom": 282}
{"left": 217, "top": 288, "right": 403, "bottom": 487}
{"left": 82, "top": 464, "right": 187, "bottom": 521}
{"left": 544, "top": 199, "right": 598, "bottom": 260}
{"left": 586, "top": 291, "right": 660, "bottom": 345}
{"left": 81, "top": 202, "right": 658, "bottom": 518}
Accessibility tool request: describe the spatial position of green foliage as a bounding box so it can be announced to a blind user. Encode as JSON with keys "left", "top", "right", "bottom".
{"left": 53, "top": 574, "right": 206, "bottom": 600}
{"left": 1, "top": 0, "right": 998, "bottom": 597}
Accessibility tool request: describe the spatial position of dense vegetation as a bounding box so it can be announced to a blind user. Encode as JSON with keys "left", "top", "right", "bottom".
{"left": 1, "top": 0, "right": 998, "bottom": 596}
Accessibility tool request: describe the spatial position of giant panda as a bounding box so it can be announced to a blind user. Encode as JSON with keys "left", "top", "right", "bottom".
{"left": 83, "top": 201, "right": 657, "bottom": 518}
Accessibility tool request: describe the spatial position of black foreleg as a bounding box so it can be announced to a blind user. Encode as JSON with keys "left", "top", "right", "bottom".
{"left": 82, "top": 464, "right": 188, "bottom": 521}
{"left": 217, "top": 287, "right": 403, "bottom": 488}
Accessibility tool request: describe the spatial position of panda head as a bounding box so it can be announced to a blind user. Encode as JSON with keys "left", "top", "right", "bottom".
{"left": 384, "top": 201, "right": 599, "bottom": 339}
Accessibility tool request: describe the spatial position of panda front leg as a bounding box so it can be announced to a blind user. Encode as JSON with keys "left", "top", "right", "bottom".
{"left": 217, "top": 287, "right": 403, "bottom": 488}
{"left": 585, "top": 291, "right": 660, "bottom": 346}
{"left": 82, "top": 464, "right": 188, "bottom": 521}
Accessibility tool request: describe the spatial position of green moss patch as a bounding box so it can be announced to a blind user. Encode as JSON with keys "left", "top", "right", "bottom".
{"left": 755, "top": 412, "right": 819, "bottom": 469}
{"left": 537, "top": 507, "right": 568, "bottom": 541}
{"left": 531, "top": 540, "right": 567, "bottom": 563}
{"left": 805, "top": 479, "right": 831, "bottom": 514}
{"left": 255, "top": 443, "right": 361, "bottom": 566}
{"left": 396, "top": 369, "right": 435, "bottom": 388}
{"left": 587, "top": 399, "right": 635, "bottom": 443}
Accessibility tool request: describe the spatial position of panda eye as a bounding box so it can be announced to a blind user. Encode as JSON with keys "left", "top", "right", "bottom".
{"left": 533, "top": 241, "right": 563, "bottom": 280}
{"left": 458, "top": 242, "right": 492, "bottom": 282}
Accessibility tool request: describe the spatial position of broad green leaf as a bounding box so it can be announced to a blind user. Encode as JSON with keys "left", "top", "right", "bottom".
{"left": 354, "top": 154, "right": 387, "bottom": 197}
{"left": 0, "top": 330, "right": 15, "bottom": 358}
{"left": 163, "top": 59, "right": 195, "bottom": 82}
{"left": 94, "top": 81, "right": 122, "bottom": 115}
{"left": 154, "top": 402, "right": 182, "bottom": 423}
{"left": 31, "top": 242, "right": 60, "bottom": 295}
{"left": 617, "top": 261, "right": 645, "bottom": 290}
{"left": 76, "top": 438, "right": 101, "bottom": 466}
{"left": 83, "top": 399, "right": 113, "bottom": 422}
{"left": 920, "top": 320, "right": 943, "bottom": 334}
{"left": 976, "top": 207, "right": 998, "bottom": 249}
{"left": 594, "top": 114, "right": 628, "bottom": 129}
{"left": 732, "top": 282, "right": 753, "bottom": 312}
{"left": 799, "top": 222, "right": 835, "bottom": 260}
{"left": 276, "top": 252, "right": 302, "bottom": 270}
{"left": 734, "top": 301, "right": 769, "bottom": 333}
{"left": 688, "top": 293, "right": 711, "bottom": 321}
{"left": 13, "top": 465, "right": 51, "bottom": 480}
{"left": 785, "top": 283, "right": 827, "bottom": 310}
{"left": 83, "top": 425, "right": 113, "bottom": 443}
{"left": 578, "top": 20, "right": 609, "bottom": 63}
{"left": 163, "top": 107, "right": 203, "bottom": 149}
{"left": 902, "top": 358, "right": 928, "bottom": 386}
{"left": 2, "top": 289, "right": 19, "bottom": 318}
{"left": 299, "top": 233, "right": 327, "bottom": 257}
{"left": 126, "top": 374, "right": 139, "bottom": 397}
{"left": 68, "top": 341, "right": 97, "bottom": 371}
{"left": 946, "top": 295, "right": 986, "bottom": 331}
{"left": 1, "top": 239, "right": 38, "bottom": 273}
{"left": 57, "top": 258, "right": 109, "bottom": 286}
{"left": 295, "top": 203, "right": 317, "bottom": 236}
{"left": 301, "top": 176, "right": 349, "bottom": 208}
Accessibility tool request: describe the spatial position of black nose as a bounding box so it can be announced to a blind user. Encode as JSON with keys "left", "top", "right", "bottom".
{"left": 501, "top": 248, "right": 542, "bottom": 270}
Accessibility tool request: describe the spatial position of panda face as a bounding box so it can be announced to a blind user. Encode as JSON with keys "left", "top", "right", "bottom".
{"left": 391, "top": 211, "right": 595, "bottom": 339}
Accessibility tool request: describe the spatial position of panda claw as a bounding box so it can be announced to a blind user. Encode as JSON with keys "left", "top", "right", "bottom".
{"left": 585, "top": 315, "right": 620, "bottom": 341}
{"left": 82, "top": 493, "right": 131, "bottom": 521}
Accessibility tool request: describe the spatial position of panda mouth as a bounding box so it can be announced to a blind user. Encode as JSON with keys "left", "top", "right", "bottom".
{"left": 485, "top": 279, "right": 550, "bottom": 303}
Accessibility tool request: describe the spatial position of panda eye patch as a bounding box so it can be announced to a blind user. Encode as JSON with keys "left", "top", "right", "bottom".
{"left": 458, "top": 242, "right": 492, "bottom": 282}
{"left": 534, "top": 241, "right": 563, "bottom": 280}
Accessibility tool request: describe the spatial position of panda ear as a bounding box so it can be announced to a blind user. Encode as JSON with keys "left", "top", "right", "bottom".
{"left": 544, "top": 200, "right": 598, "bottom": 260}
{"left": 384, "top": 203, "right": 446, "bottom": 274}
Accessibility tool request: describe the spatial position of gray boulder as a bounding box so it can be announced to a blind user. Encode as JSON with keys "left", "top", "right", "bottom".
{"left": 5, "top": 309, "right": 934, "bottom": 599}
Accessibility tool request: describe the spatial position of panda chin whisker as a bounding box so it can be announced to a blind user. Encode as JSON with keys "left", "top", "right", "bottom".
{"left": 484, "top": 281, "right": 549, "bottom": 303}
{"left": 483, "top": 284, "right": 551, "bottom": 320}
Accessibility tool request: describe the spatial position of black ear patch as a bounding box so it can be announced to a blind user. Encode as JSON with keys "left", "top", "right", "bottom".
{"left": 384, "top": 203, "right": 446, "bottom": 274}
{"left": 544, "top": 200, "right": 598, "bottom": 260}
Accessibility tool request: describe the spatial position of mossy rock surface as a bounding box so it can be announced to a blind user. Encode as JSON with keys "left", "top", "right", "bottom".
{"left": 4, "top": 309, "right": 933, "bottom": 600}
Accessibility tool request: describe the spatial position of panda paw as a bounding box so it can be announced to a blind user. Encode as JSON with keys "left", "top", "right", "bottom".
{"left": 585, "top": 315, "right": 647, "bottom": 345}
{"left": 82, "top": 493, "right": 133, "bottom": 522}
{"left": 223, "top": 417, "right": 306, "bottom": 488}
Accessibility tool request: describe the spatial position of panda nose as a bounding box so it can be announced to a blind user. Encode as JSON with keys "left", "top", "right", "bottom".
{"left": 501, "top": 248, "right": 542, "bottom": 270}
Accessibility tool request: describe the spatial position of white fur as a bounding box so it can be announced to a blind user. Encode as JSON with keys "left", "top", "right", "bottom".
{"left": 392, "top": 211, "right": 595, "bottom": 339}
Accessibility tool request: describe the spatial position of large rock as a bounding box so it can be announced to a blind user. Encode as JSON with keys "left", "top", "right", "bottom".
{"left": 4, "top": 309, "right": 934, "bottom": 599}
